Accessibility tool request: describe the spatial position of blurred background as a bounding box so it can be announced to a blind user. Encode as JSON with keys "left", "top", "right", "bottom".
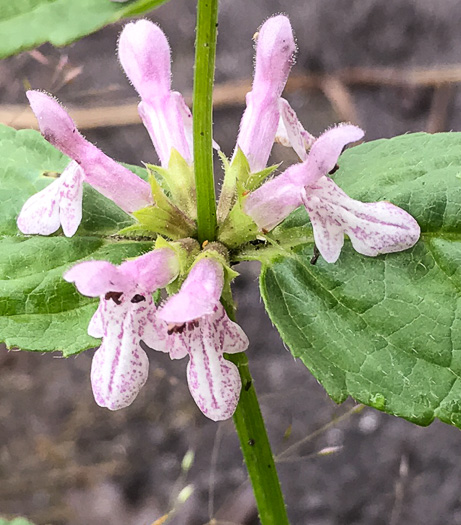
{"left": 2, "top": 0, "right": 461, "bottom": 524}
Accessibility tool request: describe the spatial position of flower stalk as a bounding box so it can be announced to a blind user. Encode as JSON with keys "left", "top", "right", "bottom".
{"left": 193, "top": 0, "right": 219, "bottom": 243}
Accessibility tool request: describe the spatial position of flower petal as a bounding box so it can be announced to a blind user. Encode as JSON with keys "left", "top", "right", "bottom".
{"left": 58, "top": 161, "right": 84, "bottom": 237}
{"left": 235, "top": 15, "right": 296, "bottom": 172}
{"left": 120, "top": 247, "right": 179, "bottom": 292}
{"left": 118, "top": 19, "right": 171, "bottom": 102}
{"left": 212, "top": 304, "right": 249, "bottom": 354}
{"left": 302, "top": 177, "right": 421, "bottom": 263}
{"left": 244, "top": 165, "right": 304, "bottom": 231}
{"left": 297, "top": 124, "right": 364, "bottom": 187}
{"left": 139, "top": 307, "right": 185, "bottom": 355}
{"left": 235, "top": 91, "right": 280, "bottom": 173}
{"left": 26, "top": 90, "right": 86, "bottom": 157}
{"left": 64, "top": 260, "right": 129, "bottom": 297}
{"left": 138, "top": 97, "right": 192, "bottom": 167}
{"left": 172, "top": 91, "right": 194, "bottom": 158}
{"left": 27, "top": 90, "right": 153, "bottom": 212}
{"left": 186, "top": 314, "right": 242, "bottom": 421}
{"left": 88, "top": 302, "right": 104, "bottom": 338}
{"left": 17, "top": 177, "right": 61, "bottom": 235}
{"left": 118, "top": 21, "right": 192, "bottom": 166}
{"left": 253, "top": 15, "right": 296, "bottom": 99}
{"left": 91, "top": 299, "right": 149, "bottom": 410}
{"left": 158, "top": 258, "right": 224, "bottom": 324}
{"left": 276, "top": 98, "right": 315, "bottom": 161}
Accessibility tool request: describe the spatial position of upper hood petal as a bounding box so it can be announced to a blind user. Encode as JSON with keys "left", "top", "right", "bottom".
{"left": 158, "top": 258, "right": 224, "bottom": 324}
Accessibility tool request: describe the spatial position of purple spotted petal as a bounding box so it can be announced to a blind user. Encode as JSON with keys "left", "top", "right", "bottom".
{"left": 88, "top": 303, "right": 104, "bottom": 338}
{"left": 235, "top": 15, "right": 296, "bottom": 172}
{"left": 90, "top": 297, "right": 149, "bottom": 410}
{"left": 213, "top": 304, "right": 249, "bottom": 354}
{"left": 144, "top": 304, "right": 248, "bottom": 361}
{"left": 244, "top": 164, "right": 306, "bottom": 231}
{"left": 64, "top": 261, "right": 129, "bottom": 297}
{"left": 158, "top": 258, "right": 224, "bottom": 324}
{"left": 302, "top": 177, "right": 421, "bottom": 263}
{"left": 58, "top": 161, "right": 84, "bottom": 237}
{"left": 141, "top": 317, "right": 189, "bottom": 360}
{"left": 26, "top": 90, "right": 152, "bottom": 213}
{"left": 18, "top": 161, "right": 84, "bottom": 237}
{"left": 186, "top": 309, "right": 242, "bottom": 421}
{"left": 17, "top": 177, "right": 61, "bottom": 236}
{"left": 138, "top": 307, "right": 188, "bottom": 356}
{"left": 276, "top": 98, "right": 314, "bottom": 161}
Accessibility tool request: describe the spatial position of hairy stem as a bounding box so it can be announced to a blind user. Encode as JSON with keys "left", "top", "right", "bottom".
{"left": 193, "top": 0, "right": 219, "bottom": 243}
{"left": 192, "top": 1, "right": 288, "bottom": 521}
{"left": 223, "top": 290, "right": 289, "bottom": 524}
{"left": 228, "top": 352, "right": 290, "bottom": 525}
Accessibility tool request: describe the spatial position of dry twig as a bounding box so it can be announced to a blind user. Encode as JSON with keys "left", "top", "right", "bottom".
{"left": 4, "top": 66, "right": 461, "bottom": 130}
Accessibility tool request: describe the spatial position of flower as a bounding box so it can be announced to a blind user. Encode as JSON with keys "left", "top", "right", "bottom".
{"left": 17, "top": 160, "right": 83, "bottom": 237}
{"left": 153, "top": 257, "right": 249, "bottom": 421}
{"left": 118, "top": 20, "right": 193, "bottom": 167}
{"left": 18, "top": 90, "right": 153, "bottom": 237}
{"left": 244, "top": 124, "right": 421, "bottom": 262}
{"left": 235, "top": 15, "right": 314, "bottom": 173}
{"left": 64, "top": 248, "right": 179, "bottom": 410}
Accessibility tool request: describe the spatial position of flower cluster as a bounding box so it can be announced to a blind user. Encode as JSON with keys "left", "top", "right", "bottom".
{"left": 233, "top": 16, "right": 420, "bottom": 262}
{"left": 65, "top": 249, "right": 247, "bottom": 420}
{"left": 16, "top": 15, "right": 420, "bottom": 420}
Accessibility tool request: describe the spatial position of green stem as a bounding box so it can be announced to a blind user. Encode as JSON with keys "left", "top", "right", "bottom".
{"left": 192, "top": 1, "right": 288, "bottom": 520}
{"left": 227, "top": 352, "right": 290, "bottom": 525}
{"left": 193, "top": 0, "right": 219, "bottom": 243}
{"left": 222, "top": 290, "right": 289, "bottom": 524}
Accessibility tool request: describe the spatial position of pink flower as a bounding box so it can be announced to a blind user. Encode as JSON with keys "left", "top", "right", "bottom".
{"left": 245, "top": 124, "right": 421, "bottom": 263}
{"left": 18, "top": 91, "right": 153, "bottom": 237}
{"left": 235, "top": 15, "right": 314, "bottom": 173}
{"left": 17, "top": 161, "right": 83, "bottom": 237}
{"left": 154, "top": 258, "right": 249, "bottom": 421}
{"left": 118, "top": 20, "right": 193, "bottom": 167}
{"left": 64, "top": 248, "right": 179, "bottom": 410}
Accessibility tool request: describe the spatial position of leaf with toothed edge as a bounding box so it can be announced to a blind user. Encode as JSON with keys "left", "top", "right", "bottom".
{"left": 260, "top": 132, "right": 461, "bottom": 430}
{"left": 0, "top": 124, "right": 154, "bottom": 355}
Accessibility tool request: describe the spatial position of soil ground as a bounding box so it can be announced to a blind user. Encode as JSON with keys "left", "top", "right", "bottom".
{"left": 2, "top": 1, "right": 461, "bottom": 524}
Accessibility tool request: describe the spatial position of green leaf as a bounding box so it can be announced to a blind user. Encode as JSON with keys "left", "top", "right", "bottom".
{"left": 0, "top": 518, "right": 36, "bottom": 525}
{"left": 0, "top": 124, "right": 153, "bottom": 355}
{"left": 0, "top": 0, "right": 171, "bottom": 59}
{"left": 260, "top": 132, "right": 461, "bottom": 429}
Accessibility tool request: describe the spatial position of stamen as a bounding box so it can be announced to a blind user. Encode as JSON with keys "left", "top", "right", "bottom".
{"left": 105, "top": 291, "right": 123, "bottom": 305}
{"left": 167, "top": 323, "right": 186, "bottom": 335}
{"left": 131, "top": 294, "right": 146, "bottom": 303}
